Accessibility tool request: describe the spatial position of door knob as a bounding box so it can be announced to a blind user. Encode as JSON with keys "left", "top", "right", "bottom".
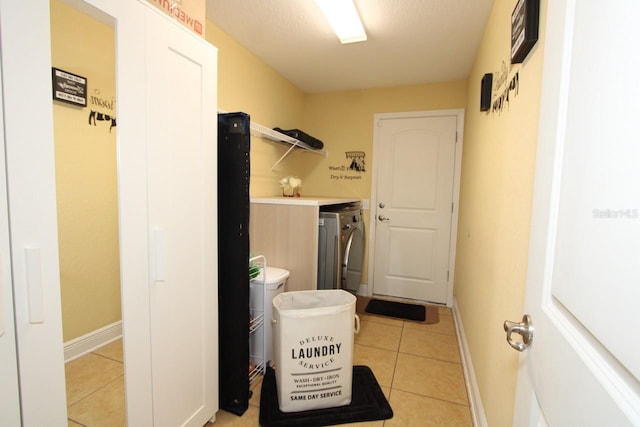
{"left": 378, "top": 215, "right": 389, "bottom": 222}
{"left": 503, "top": 314, "right": 533, "bottom": 352}
{"left": 379, "top": 202, "right": 385, "bottom": 208}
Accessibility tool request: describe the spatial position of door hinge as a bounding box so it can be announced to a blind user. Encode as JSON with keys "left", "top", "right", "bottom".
{"left": 447, "top": 270, "right": 450, "bottom": 281}
{"left": 451, "top": 202, "right": 454, "bottom": 214}
{"left": 455, "top": 131, "right": 458, "bottom": 142}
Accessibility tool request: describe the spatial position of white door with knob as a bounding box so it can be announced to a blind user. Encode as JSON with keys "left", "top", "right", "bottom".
{"left": 509, "top": 0, "right": 640, "bottom": 425}
{"left": 370, "top": 110, "right": 463, "bottom": 305}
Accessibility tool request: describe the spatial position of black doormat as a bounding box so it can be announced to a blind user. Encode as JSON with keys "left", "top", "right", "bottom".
{"left": 259, "top": 365, "right": 393, "bottom": 427}
{"left": 365, "top": 299, "right": 426, "bottom": 321}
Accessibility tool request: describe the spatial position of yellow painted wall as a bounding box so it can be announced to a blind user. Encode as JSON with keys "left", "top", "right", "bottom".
{"left": 50, "top": 0, "right": 120, "bottom": 342}
{"left": 302, "top": 82, "right": 467, "bottom": 198}
{"left": 205, "top": 22, "right": 307, "bottom": 196}
{"left": 302, "top": 82, "right": 467, "bottom": 284}
{"left": 454, "top": 0, "right": 548, "bottom": 425}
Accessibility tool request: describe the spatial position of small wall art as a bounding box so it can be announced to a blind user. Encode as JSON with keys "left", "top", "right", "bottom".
{"left": 52, "top": 67, "right": 87, "bottom": 107}
{"left": 346, "top": 151, "right": 366, "bottom": 172}
{"left": 88, "top": 89, "right": 117, "bottom": 133}
{"left": 328, "top": 151, "right": 366, "bottom": 182}
{"left": 511, "top": 0, "right": 540, "bottom": 64}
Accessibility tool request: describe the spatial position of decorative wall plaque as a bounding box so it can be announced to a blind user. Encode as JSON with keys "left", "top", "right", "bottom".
{"left": 511, "top": 0, "right": 540, "bottom": 64}
{"left": 52, "top": 68, "right": 87, "bottom": 107}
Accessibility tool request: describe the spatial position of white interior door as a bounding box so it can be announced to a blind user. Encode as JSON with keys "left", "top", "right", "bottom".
{"left": 512, "top": 0, "right": 640, "bottom": 425}
{"left": 371, "top": 111, "right": 462, "bottom": 305}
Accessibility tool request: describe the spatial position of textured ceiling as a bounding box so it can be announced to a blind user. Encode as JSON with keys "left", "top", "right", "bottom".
{"left": 206, "top": 0, "right": 493, "bottom": 93}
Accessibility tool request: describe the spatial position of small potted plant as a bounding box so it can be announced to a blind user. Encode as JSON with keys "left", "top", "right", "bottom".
{"left": 279, "top": 176, "right": 302, "bottom": 197}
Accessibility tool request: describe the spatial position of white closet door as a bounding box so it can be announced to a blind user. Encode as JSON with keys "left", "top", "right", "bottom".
{"left": 0, "top": 1, "right": 68, "bottom": 426}
{"left": 145, "top": 6, "right": 218, "bottom": 426}
{"left": 117, "top": 2, "right": 218, "bottom": 425}
{"left": 0, "top": 60, "right": 21, "bottom": 427}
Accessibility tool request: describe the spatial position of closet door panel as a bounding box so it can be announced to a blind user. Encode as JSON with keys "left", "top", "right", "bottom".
{"left": 0, "top": 1, "right": 67, "bottom": 425}
{"left": 115, "top": 1, "right": 156, "bottom": 424}
{"left": 118, "top": 2, "right": 218, "bottom": 425}
{"left": 0, "top": 61, "right": 21, "bottom": 427}
{"left": 146, "top": 8, "right": 218, "bottom": 424}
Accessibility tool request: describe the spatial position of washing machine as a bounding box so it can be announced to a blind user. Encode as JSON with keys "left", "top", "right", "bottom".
{"left": 317, "top": 202, "right": 365, "bottom": 293}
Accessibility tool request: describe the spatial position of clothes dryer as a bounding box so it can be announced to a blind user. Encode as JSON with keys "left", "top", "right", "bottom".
{"left": 317, "top": 203, "right": 365, "bottom": 293}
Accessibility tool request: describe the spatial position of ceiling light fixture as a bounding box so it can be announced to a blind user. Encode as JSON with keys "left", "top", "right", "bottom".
{"left": 315, "top": 0, "right": 367, "bottom": 44}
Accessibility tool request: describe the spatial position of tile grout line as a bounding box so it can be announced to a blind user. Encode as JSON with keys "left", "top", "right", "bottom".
{"left": 396, "top": 318, "right": 471, "bottom": 409}
{"left": 381, "top": 321, "right": 406, "bottom": 427}
{"left": 401, "top": 325, "right": 457, "bottom": 337}
{"left": 67, "top": 374, "right": 125, "bottom": 413}
{"left": 90, "top": 348, "right": 124, "bottom": 365}
{"left": 390, "top": 386, "right": 472, "bottom": 408}
{"left": 396, "top": 351, "right": 463, "bottom": 366}
{"left": 67, "top": 416, "right": 89, "bottom": 427}
{"left": 396, "top": 334, "right": 464, "bottom": 366}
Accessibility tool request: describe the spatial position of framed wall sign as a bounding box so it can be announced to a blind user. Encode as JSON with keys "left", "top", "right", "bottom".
{"left": 52, "top": 67, "right": 87, "bottom": 107}
{"left": 511, "top": 0, "right": 540, "bottom": 64}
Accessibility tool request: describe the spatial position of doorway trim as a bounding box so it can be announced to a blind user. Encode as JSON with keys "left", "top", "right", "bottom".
{"left": 367, "top": 109, "right": 464, "bottom": 307}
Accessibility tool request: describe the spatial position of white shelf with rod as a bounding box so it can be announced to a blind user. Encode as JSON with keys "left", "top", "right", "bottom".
{"left": 218, "top": 110, "right": 327, "bottom": 169}
{"left": 218, "top": 110, "right": 327, "bottom": 170}
{"left": 249, "top": 122, "right": 326, "bottom": 170}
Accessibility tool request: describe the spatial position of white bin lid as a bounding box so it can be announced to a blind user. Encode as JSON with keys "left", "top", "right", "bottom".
{"left": 251, "top": 266, "right": 290, "bottom": 285}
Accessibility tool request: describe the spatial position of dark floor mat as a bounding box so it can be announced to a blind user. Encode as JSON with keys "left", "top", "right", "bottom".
{"left": 365, "top": 298, "right": 426, "bottom": 321}
{"left": 259, "top": 365, "right": 393, "bottom": 427}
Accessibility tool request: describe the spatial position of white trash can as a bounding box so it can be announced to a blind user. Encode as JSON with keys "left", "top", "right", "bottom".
{"left": 272, "top": 289, "right": 360, "bottom": 412}
{"left": 250, "top": 267, "right": 289, "bottom": 367}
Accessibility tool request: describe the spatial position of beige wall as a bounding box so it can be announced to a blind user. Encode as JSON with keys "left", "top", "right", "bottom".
{"left": 205, "top": 22, "right": 307, "bottom": 196}
{"left": 50, "top": 0, "right": 120, "bottom": 342}
{"left": 454, "top": 0, "right": 547, "bottom": 425}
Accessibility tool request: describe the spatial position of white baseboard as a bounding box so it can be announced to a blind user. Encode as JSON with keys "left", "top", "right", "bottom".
{"left": 357, "top": 283, "right": 370, "bottom": 296}
{"left": 452, "top": 298, "right": 488, "bottom": 427}
{"left": 64, "top": 321, "right": 122, "bottom": 363}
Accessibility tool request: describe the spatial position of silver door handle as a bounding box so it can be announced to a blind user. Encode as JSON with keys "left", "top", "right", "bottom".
{"left": 503, "top": 314, "right": 533, "bottom": 352}
{"left": 378, "top": 215, "right": 389, "bottom": 222}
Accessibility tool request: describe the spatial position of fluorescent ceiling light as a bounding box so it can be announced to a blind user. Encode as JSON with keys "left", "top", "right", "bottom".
{"left": 315, "top": 0, "right": 367, "bottom": 44}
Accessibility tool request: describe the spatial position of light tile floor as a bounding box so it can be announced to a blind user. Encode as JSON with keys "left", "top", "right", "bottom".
{"left": 65, "top": 306, "right": 471, "bottom": 426}
{"left": 65, "top": 339, "right": 126, "bottom": 427}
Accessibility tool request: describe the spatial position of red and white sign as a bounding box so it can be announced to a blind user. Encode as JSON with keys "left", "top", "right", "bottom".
{"left": 147, "top": 0, "right": 205, "bottom": 37}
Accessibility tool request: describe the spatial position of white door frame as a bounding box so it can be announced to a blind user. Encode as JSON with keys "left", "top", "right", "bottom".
{"left": 367, "top": 109, "right": 464, "bottom": 307}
